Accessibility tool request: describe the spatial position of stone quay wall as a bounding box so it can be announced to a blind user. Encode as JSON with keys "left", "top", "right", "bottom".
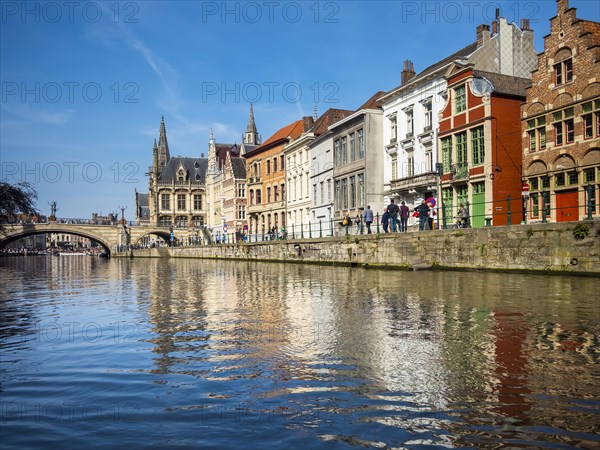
{"left": 125, "top": 221, "right": 599, "bottom": 275}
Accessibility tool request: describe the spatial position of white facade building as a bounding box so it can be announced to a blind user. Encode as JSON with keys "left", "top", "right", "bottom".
{"left": 285, "top": 118, "right": 314, "bottom": 238}
{"left": 380, "top": 18, "right": 536, "bottom": 225}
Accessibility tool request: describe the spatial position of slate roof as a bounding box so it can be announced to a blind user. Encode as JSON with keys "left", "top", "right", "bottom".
{"left": 214, "top": 143, "right": 237, "bottom": 171}
{"left": 137, "top": 192, "right": 148, "bottom": 207}
{"left": 159, "top": 157, "right": 208, "bottom": 183}
{"left": 472, "top": 70, "right": 531, "bottom": 97}
{"left": 231, "top": 157, "right": 247, "bottom": 179}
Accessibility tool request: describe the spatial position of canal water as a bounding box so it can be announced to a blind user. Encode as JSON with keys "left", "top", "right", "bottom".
{"left": 0, "top": 256, "right": 598, "bottom": 449}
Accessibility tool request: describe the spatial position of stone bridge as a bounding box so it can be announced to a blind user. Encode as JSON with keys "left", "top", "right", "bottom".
{"left": 0, "top": 222, "right": 196, "bottom": 255}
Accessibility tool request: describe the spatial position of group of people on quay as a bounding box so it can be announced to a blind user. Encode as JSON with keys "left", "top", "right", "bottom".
{"left": 342, "top": 199, "right": 471, "bottom": 235}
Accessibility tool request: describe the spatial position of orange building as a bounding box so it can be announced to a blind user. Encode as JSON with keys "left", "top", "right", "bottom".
{"left": 438, "top": 64, "right": 529, "bottom": 226}
{"left": 521, "top": 0, "right": 600, "bottom": 223}
{"left": 244, "top": 119, "right": 307, "bottom": 236}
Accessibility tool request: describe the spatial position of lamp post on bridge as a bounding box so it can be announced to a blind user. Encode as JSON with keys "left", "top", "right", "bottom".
{"left": 48, "top": 201, "right": 57, "bottom": 222}
{"left": 118, "top": 206, "right": 127, "bottom": 226}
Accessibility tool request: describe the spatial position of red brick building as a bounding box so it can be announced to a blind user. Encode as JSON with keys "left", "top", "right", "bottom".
{"left": 439, "top": 64, "right": 530, "bottom": 227}
{"left": 521, "top": 0, "right": 600, "bottom": 222}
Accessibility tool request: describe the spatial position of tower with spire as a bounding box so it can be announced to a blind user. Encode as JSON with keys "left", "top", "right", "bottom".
{"left": 156, "top": 115, "right": 170, "bottom": 170}
{"left": 243, "top": 103, "right": 261, "bottom": 146}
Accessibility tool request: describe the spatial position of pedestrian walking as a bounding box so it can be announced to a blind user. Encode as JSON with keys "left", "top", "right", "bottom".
{"left": 386, "top": 199, "right": 400, "bottom": 232}
{"left": 382, "top": 209, "right": 390, "bottom": 233}
{"left": 399, "top": 201, "right": 409, "bottom": 232}
{"left": 355, "top": 210, "right": 363, "bottom": 235}
{"left": 415, "top": 200, "right": 430, "bottom": 231}
{"left": 363, "top": 205, "right": 374, "bottom": 234}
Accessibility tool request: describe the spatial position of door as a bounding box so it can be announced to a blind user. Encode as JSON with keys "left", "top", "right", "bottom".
{"left": 555, "top": 189, "right": 579, "bottom": 222}
{"left": 472, "top": 182, "right": 485, "bottom": 228}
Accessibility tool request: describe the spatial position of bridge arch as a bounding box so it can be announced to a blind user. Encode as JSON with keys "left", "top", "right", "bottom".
{"left": 0, "top": 224, "right": 115, "bottom": 255}
{"left": 130, "top": 230, "right": 171, "bottom": 246}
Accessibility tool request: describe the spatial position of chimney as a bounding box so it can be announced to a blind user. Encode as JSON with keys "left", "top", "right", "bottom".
{"left": 557, "top": 0, "right": 569, "bottom": 13}
{"left": 401, "top": 60, "right": 416, "bottom": 85}
{"left": 520, "top": 18, "right": 531, "bottom": 31}
{"left": 476, "top": 24, "right": 490, "bottom": 46}
{"left": 491, "top": 20, "right": 498, "bottom": 36}
{"left": 302, "top": 116, "right": 314, "bottom": 132}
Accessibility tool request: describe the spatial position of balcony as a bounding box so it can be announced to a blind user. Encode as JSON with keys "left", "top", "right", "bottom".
{"left": 389, "top": 172, "right": 437, "bottom": 191}
{"left": 451, "top": 164, "right": 469, "bottom": 180}
{"left": 247, "top": 176, "right": 262, "bottom": 185}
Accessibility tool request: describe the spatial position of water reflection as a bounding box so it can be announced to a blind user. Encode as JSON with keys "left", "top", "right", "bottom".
{"left": 0, "top": 257, "right": 598, "bottom": 449}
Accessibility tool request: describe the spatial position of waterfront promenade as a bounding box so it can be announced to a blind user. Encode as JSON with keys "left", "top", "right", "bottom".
{"left": 120, "top": 221, "right": 600, "bottom": 275}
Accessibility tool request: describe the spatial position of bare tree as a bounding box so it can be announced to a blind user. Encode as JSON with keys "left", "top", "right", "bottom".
{"left": 0, "top": 181, "right": 38, "bottom": 232}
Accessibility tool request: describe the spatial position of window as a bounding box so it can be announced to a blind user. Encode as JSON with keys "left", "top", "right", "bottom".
{"left": 389, "top": 116, "right": 397, "bottom": 143}
{"left": 392, "top": 157, "right": 398, "bottom": 180}
{"left": 527, "top": 117, "right": 547, "bottom": 152}
{"left": 358, "top": 174, "right": 365, "bottom": 207}
{"left": 341, "top": 137, "right": 348, "bottom": 165}
{"left": 424, "top": 100, "right": 432, "bottom": 131}
{"left": 335, "top": 180, "right": 341, "bottom": 210}
{"left": 274, "top": 185, "right": 279, "bottom": 202}
{"left": 273, "top": 157, "right": 278, "bottom": 173}
{"left": 299, "top": 174, "right": 303, "bottom": 199}
{"left": 406, "top": 107, "right": 414, "bottom": 137}
{"left": 357, "top": 129, "right": 365, "bottom": 159}
{"left": 582, "top": 101, "right": 600, "bottom": 139}
{"left": 238, "top": 184, "right": 245, "bottom": 198}
{"left": 471, "top": 126, "right": 484, "bottom": 165}
{"left": 177, "top": 194, "right": 186, "bottom": 211}
{"left": 455, "top": 85, "right": 466, "bottom": 113}
{"left": 334, "top": 139, "right": 341, "bottom": 166}
{"left": 442, "top": 187, "right": 453, "bottom": 223}
{"left": 457, "top": 184, "right": 468, "bottom": 207}
{"left": 425, "top": 148, "right": 433, "bottom": 172}
{"left": 583, "top": 114, "right": 594, "bottom": 139}
{"left": 256, "top": 189, "right": 262, "bottom": 204}
{"left": 568, "top": 170, "right": 578, "bottom": 185}
{"left": 553, "top": 108, "right": 574, "bottom": 146}
{"left": 554, "top": 58, "right": 573, "bottom": 86}
{"left": 350, "top": 132, "right": 356, "bottom": 161}
{"left": 328, "top": 179, "right": 332, "bottom": 202}
{"left": 584, "top": 167, "right": 597, "bottom": 184}
{"left": 350, "top": 176, "right": 356, "bottom": 208}
{"left": 341, "top": 178, "right": 348, "bottom": 210}
{"left": 266, "top": 160, "right": 271, "bottom": 175}
{"left": 442, "top": 137, "right": 452, "bottom": 173}
{"left": 320, "top": 182, "right": 324, "bottom": 204}
{"left": 249, "top": 189, "right": 254, "bottom": 206}
{"left": 237, "top": 205, "right": 246, "bottom": 220}
{"left": 313, "top": 184, "right": 317, "bottom": 202}
{"left": 281, "top": 184, "right": 285, "bottom": 201}
{"left": 407, "top": 152, "right": 415, "bottom": 177}
{"left": 193, "top": 194, "right": 202, "bottom": 210}
{"left": 456, "top": 132, "right": 467, "bottom": 170}
{"left": 161, "top": 194, "right": 170, "bottom": 211}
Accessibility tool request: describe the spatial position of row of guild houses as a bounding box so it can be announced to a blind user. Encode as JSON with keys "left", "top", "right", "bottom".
{"left": 135, "top": 0, "right": 599, "bottom": 238}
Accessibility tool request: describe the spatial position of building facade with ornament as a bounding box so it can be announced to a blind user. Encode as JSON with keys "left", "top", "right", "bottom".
{"left": 521, "top": 0, "right": 600, "bottom": 223}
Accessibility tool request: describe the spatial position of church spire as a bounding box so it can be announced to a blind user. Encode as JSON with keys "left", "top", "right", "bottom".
{"left": 156, "top": 116, "right": 170, "bottom": 169}
{"left": 244, "top": 103, "right": 261, "bottom": 145}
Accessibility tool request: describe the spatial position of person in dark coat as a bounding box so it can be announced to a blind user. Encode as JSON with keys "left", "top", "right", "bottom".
{"left": 415, "top": 200, "right": 430, "bottom": 231}
{"left": 382, "top": 210, "right": 390, "bottom": 233}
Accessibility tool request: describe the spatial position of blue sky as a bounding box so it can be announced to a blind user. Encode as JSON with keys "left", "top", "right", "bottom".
{"left": 1, "top": 0, "right": 598, "bottom": 218}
